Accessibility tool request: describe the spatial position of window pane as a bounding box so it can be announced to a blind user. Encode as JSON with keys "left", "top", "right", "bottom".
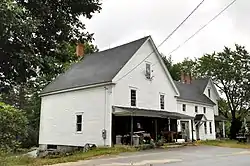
{"left": 203, "top": 107, "right": 206, "bottom": 113}
{"left": 208, "top": 89, "right": 211, "bottom": 97}
{"left": 76, "top": 124, "right": 82, "bottom": 132}
{"left": 76, "top": 115, "right": 82, "bottom": 123}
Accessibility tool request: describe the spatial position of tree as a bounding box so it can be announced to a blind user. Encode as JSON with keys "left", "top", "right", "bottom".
{"left": 162, "top": 55, "right": 198, "bottom": 81}
{"left": 0, "top": 0, "right": 101, "bottom": 92}
{"left": 0, "top": 102, "right": 28, "bottom": 151}
{"left": 0, "top": 0, "right": 101, "bottom": 147}
{"left": 197, "top": 44, "right": 250, "bottom": 139}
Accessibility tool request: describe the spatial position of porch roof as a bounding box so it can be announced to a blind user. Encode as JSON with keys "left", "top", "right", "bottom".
{"left": 214, "top": 115, "right": 227, "bottom": 121}
{"left": 113, "top": 106, "right": 194, "bottom": 119}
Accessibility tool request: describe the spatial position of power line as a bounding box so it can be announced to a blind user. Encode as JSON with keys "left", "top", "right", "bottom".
{"left": 115, "top": 0, "right": 206, "bottom": 82}
{"left": 167, "top": 0, "right": 237, "bottom": 56}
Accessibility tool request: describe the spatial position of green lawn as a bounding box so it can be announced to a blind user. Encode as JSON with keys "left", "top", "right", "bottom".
{"left": 197, "top": 139, "right": 250, "bottom": 149}
{"left": 0, "top": 146, "right": 137, "bottom": 166}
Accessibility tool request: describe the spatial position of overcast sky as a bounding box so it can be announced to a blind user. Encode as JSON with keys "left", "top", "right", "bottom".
{"left": 81, "top": 0, "right": 249, "bottom": 62}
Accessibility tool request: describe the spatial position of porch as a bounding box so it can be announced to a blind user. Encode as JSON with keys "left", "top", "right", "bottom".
{"left": 112, "top": 106, "right": 193, "bottom": 145}
{"left": 214, "top": 115, "right": 227, "bottom": 138}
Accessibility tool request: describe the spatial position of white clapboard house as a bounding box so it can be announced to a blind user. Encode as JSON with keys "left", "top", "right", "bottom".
{"left": 39, "top": 36, "right": 225, "bottom": 151}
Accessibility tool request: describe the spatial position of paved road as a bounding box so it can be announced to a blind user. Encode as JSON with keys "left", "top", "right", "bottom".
{"left": 54, "top": 146, "right": 250, "bottom": 166}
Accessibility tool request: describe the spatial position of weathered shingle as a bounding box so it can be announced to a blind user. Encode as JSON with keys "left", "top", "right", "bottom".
{"left": 41, "top": 36, "right": 149, "bottom": 95}
{"left": 174, "top": 78, "right": 215, "bottom": 105}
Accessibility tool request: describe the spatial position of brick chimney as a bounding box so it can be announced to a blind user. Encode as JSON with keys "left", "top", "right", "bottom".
{"left": 181, "top": 72, "right": 192, "bottom": 84}
{"left": 76, "top": 43, "right": 84, "bottom": 57}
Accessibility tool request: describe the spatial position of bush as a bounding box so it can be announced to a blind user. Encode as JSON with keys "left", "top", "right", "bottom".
{"left": 0, "top": 102, "right": 28, "bottom": 151}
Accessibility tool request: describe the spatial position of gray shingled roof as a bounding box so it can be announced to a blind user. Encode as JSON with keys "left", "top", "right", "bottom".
{"left": 41, "top": 36, "right": 149, "bottom": 95}
{"left": 174, "top": 78, "right": 215, "bottom": 105}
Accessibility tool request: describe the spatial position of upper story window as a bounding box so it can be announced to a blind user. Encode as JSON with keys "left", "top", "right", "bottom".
{"left": 76, "top": 113, "right": 83, "bottom": 132}
{"left": 130, "top": 89, "right": 137, "bottom": 106}
{"left": 203, "top": 107, "right": 206, "bottom": 114}
{"left": 208, "top": 88, "right": 211, "bottom": 98}
{"left": 160, "top": 94, "right": 165, "bottom": 110}
{"left": 182, "top": 104, "right": 186, "bottom": 112}
{"left": 195, "top": 106, "right": 198, "bottom": 113}
{"left": 145, "top": 63, "right": 151, "bottom": 79}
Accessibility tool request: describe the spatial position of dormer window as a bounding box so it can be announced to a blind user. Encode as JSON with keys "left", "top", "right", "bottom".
{"left": 208, "top": 88, "right": 211, "bottom": 98}
{"left": 145, "top": 63, "right": 151, "bottom": 79}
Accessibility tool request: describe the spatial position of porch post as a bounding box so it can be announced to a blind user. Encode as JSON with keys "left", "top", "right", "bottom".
{"left": 191, "top": 119, "right": 194, "bottom": 142}
{"left": 130, "top": 112, "right": 134, "bottom": 146}
{"left": 155, "top": 119, "right": 158, "bottom": 141}
{"left": 168, "top": 118, "right": 171, "bottom": 131}
{"left": 222, "top": 121, "right": 226, "bottom": 138}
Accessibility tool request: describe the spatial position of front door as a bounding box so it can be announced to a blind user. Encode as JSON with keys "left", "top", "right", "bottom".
{"left": 181, "top": 121, "right": 190, "bottom": 141}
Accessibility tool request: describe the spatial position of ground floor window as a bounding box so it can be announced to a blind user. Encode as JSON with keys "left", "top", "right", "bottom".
{"left": 76, "top": 113, "right": 83, "bottom": 132}
{"left": 204, "top": 122, "right": 207, "bottom": 134}
{"left": 209, "top": 122, "right": 212, "bottom": 134}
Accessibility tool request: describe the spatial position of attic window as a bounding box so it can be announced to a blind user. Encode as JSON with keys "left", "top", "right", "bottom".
{"left": 130, "top": 89, "right": 137, "bottom": 106}
{"left": 145, "top": 63, "right": 151, "bottom": 79}
{"left": 160, "top": 94, "right": 165, "bottom": 110}
{"left": 208, "top": 88, "right": 211, "bottom": 98}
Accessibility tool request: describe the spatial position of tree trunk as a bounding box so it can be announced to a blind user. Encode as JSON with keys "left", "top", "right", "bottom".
{"left": 230, "top": 111, "right": 237, "bottom": 139}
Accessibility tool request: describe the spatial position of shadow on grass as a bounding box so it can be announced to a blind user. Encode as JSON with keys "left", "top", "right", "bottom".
{"left": 197, "top": 139, "right": 250, "bottom": 149}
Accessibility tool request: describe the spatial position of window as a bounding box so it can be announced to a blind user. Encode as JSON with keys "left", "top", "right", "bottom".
{"left": 76, "top": 114, "right": 83, "bottom": 132}
{"left": 146, "top": 63, "right": 151, "bottom": 79}
{"left": 131, "top": 89, "right": 136, "bottom": 106}
{"left": 208, "top": 88, "right": 211, "bottom": 98}
{"left": 160, "top": 94, "right": 165, "bottom": 110}
{"left": 195, "top": 106, "right": 198, "bottom": 113}
{"left": 209, "top": 122, "right": 212, "bottom": 134}
{"left": 203, "top": 107, "right": 206, "bottom": 114}
{"left": 182, "top": 104, "right": 186, "bottom": 111}
{"left": 204, "top": 122, "right": 207, "bottom": 134}
{"left": 47, "top": 145, "right": 57, "bottom": 149}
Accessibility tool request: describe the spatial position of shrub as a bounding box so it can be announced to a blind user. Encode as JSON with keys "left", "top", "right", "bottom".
{"left": 0, "top": 102, "right": 28, "bottom": 151}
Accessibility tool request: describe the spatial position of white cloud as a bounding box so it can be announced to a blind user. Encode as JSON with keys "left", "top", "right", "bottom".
{"left": 81, "top": 0, "right": 250, "bottom": 62}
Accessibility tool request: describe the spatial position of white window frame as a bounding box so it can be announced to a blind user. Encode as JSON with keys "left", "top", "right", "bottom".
{"left": 195, "top": 106, "right": 198, "bottom": 113}
{"left": 130, "top": 88, "right": 137, "bottom": 107}
{"left": 182, "top": 104, "right": 186, "bottom": 112}
{"left": 208, "top": 88, "right": 211, "bottom": 98}
{"left": 145, "top": 62, "right": 151, "bottom": 79}
{"left": 76, "top": 112, "right": 84, "bottom": 133}
{"left": 203, "top": 107, "right": 206, "bottom": 114}
{"left": 204, "top": 122, "right": 207, "bottom": 134}
{"left": 209, "top": 121, "right": 212, "bottom": 134}
{"left": 160, "top": 93, "right": 165, "bottom": 110}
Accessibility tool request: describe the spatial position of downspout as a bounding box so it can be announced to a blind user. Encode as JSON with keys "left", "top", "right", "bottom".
{"left": 103, "top": 86, "right": 108, "bottom": 146}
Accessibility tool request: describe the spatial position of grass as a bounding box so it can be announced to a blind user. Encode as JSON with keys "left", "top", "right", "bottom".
{"left": 0, "top": 146, "right": 137, "bottom": 166}
{"left": 197, "top": 139, "right": 250, "bottom": 149}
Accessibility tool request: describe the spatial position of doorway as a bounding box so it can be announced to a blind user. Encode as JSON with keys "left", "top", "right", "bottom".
{"left": 181, "top": 121, "right": 190, "bottom": 141}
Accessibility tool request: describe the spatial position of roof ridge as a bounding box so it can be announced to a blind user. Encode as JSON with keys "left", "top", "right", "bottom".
{"left": 90, "top": 36, "right": 150, "bottom": 55}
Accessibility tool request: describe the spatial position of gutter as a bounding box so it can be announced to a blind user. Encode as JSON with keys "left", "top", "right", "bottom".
{"left": 177, "top": 98, "right": 215, "bottom": 107}
{"left": 40, "top": 82, "right": 115, "bottom": 97}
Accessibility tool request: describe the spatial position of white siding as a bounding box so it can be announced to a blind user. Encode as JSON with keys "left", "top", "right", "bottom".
{"left": 204, "top": 80, "right": 219, "bottom": 115}
{"left": 112, "top": 39, "right": 178, "bottom": 112}
{"left": 39, "top": 85, "right": 113, "bottom": 147}
{"left": 177, "top": 101, "right": 216, "bottom": 140}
